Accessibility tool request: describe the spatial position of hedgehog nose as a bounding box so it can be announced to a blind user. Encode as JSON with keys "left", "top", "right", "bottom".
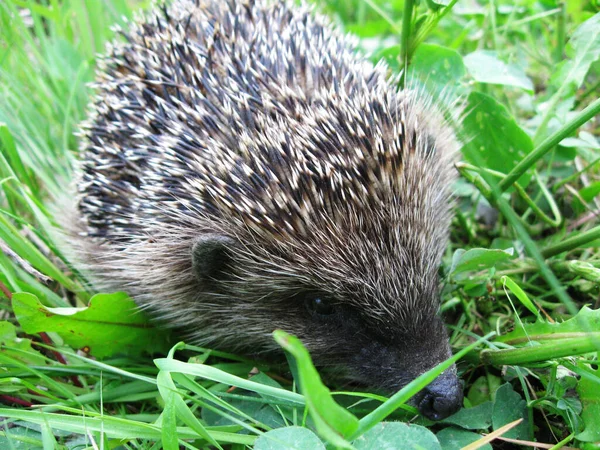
{"left": 418, "top": 370, "right": 463, "bottom": 421}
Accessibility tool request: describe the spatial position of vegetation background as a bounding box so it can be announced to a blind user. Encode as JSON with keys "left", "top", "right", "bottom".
{"left": 0, "top": 0, "right": 599, "bottom": 448}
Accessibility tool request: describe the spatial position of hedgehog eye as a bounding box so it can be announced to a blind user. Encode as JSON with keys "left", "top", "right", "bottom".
{"left": 305, "top": 293, "right": 336, "bottom": 316}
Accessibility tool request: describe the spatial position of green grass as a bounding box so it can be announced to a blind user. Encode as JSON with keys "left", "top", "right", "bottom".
{"left": 1, "top": 0, "right": 599, "bottom": 448}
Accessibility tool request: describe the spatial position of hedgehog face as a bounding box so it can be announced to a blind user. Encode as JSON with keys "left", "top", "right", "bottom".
{"left": 302, "top": 293, "right": 463, "bottom": 421}
{"left": 284, "top": 288, "right": 463, "bottom": 421}
{"left": 191, "top": 231, "right": 462, "bottom": 420}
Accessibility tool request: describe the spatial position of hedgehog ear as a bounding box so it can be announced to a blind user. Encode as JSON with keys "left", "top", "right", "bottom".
{"left": 192, "top": 234, "right": 236, "bottom": 283}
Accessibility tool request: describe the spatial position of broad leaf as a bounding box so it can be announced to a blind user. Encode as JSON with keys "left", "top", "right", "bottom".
{"left": 441, "top": 401, "right": 493, "bottom": 430}
{"left": 0, "top": 321, "right": 47, "bottom": 365}
{"left": 575, "top": 363, "right": 600, "bottom": 443}
{"left": 254, "top": 427, "right": 326, "bottom": 450}
{"left": 461, "top": 92, "right": 534, "bottom": 187}
{"left": 436, "top": 428, "right": 492, "bottom": 450}
{"left": 449, "top": 247, "right": 514, "bottom": 278}
{"left": 464, "top": 51, "right": 533, "bottom": 92}
{"left": 550, "top": 12, "right": 600, "bottom": 90}
{"left": 409, "top": 43, "right": 466, "bottom": 101}
{"left": 496, "top": 306, "right": 600, "bottom": 344}
{"left": 12, "top": 292, "right": 171, "bottom": 358}
{"left": 492, "top": 384, "right": 529, "bottom": 440}
{"left": 353, "top": 422, "right": 441, "bottom": 450}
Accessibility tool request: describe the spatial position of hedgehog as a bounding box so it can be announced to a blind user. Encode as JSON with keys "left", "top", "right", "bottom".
{"left": 71, "top": 0, "right": 463, "bottom": 420}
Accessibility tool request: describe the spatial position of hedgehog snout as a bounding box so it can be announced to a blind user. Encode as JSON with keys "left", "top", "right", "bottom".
{"left": 416, "top": 368, "right": 463, "bottom": 420}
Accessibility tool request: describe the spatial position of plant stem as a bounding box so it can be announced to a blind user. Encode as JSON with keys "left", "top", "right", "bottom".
{"left": 499, "top": 97, "right": 600, "bottom": 192}
{"left": 549, "top": 433, "right": 575, "bottom": 450}
{"left": 414, "top": 0, "right": 461, "bottom": 51}
{"left": 400, "top": 0, "right": 415, "bottom": 87}
{"left": 554, "top": 2, "right": 566, "bottom": 63}
{"left": 541, "top": 226, "right": 600, "bottom": 258}
{"left": 480, "top": 335, "right": 600, "bottom": 366}
{"left": 489, "top": 0, "right": 498, "bottom": 49}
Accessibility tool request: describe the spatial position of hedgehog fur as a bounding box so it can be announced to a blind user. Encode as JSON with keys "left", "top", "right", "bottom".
{"left": 72, "top": 0, "right": 463, "bottom": 420}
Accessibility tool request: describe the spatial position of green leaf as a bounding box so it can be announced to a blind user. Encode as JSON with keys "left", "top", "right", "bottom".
{"left": 273, "top": 331, "right": 358, "bottom": 449}
{"left": 408, "top": 43, "right": 466, "bottom": 101}
{"left": 491, "top": 384, "right": 529, "bottom": 440}
{"left": 254, "top": 427, "right": 326, "bottom": 450}
{"left": 575, "top": 363, "right": 600, "bottom": 443}
{"left": 156, "top": 369, "right": 222, "bottom": 449}
{"left": 371, "top": 45, "right": 402, "bottom": 72}
{"left": 461, "top": 92, "right": 534, "bottom": 187}
{"left": 560, "top": 132, "right": 600, "bottom": 151}
{"left": 482, "top": 307, "right": 600, "bottom": 365}
{"left": 153, "top": 357, "right": 304, "bottom": 407}
{"left": 500, "top": 276, "right": 540, "bottom": 317}
{"left": 464, "top": 51, "right": 533, "bottom": 92}
{"left": 550, "top": 12, "right": 600, "bottom": 90}
{"left": 0, "top": 408, "right": 255, "bottom": 445}
{"left": 0, "top": 426, "right": 44, "bottom": 449}
{"left": 449, "top": 247, "right": 514, "bottom": 278}
{"left": 12, "top": 291, "right": 171, "bottom": 358}
{"left": 466, "top": 375, "right": 502, "bottom": 407}
{"left": 0, "top": 321, "right": 47, "bottom": 365}
{"left": 424, "top": 0, "right": 445, "bottom": 11}
{"left": 440, "top": 401, "right": 493, "bottom": 430}
{"left": 200, "top": 394, "right": 269, "bottom": 427}
{"left": 0, "top": 213, "right": 79, "bottom": 295}
{"left": 496, "top": 306, "right": 600, "bottom": 344}
{"left": 250, "top": 372, "right": 297, "bottom": 427}
{"left": 0, "top": 124, "right": 36, "bottom": 193}
{"left": 580, "top": 182, "right": 600, "bottom": 203}
{"left": 534, "top": 13, "right": 600, "bottom": 142}
{"left": 436, "top": 428, "right": 492, "bottom": 450}
{"left": 40, "top": 422, "right": 58, "bottom": 450}
{"left": 352, "top": 422, "right": 441, "bottom": 450}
